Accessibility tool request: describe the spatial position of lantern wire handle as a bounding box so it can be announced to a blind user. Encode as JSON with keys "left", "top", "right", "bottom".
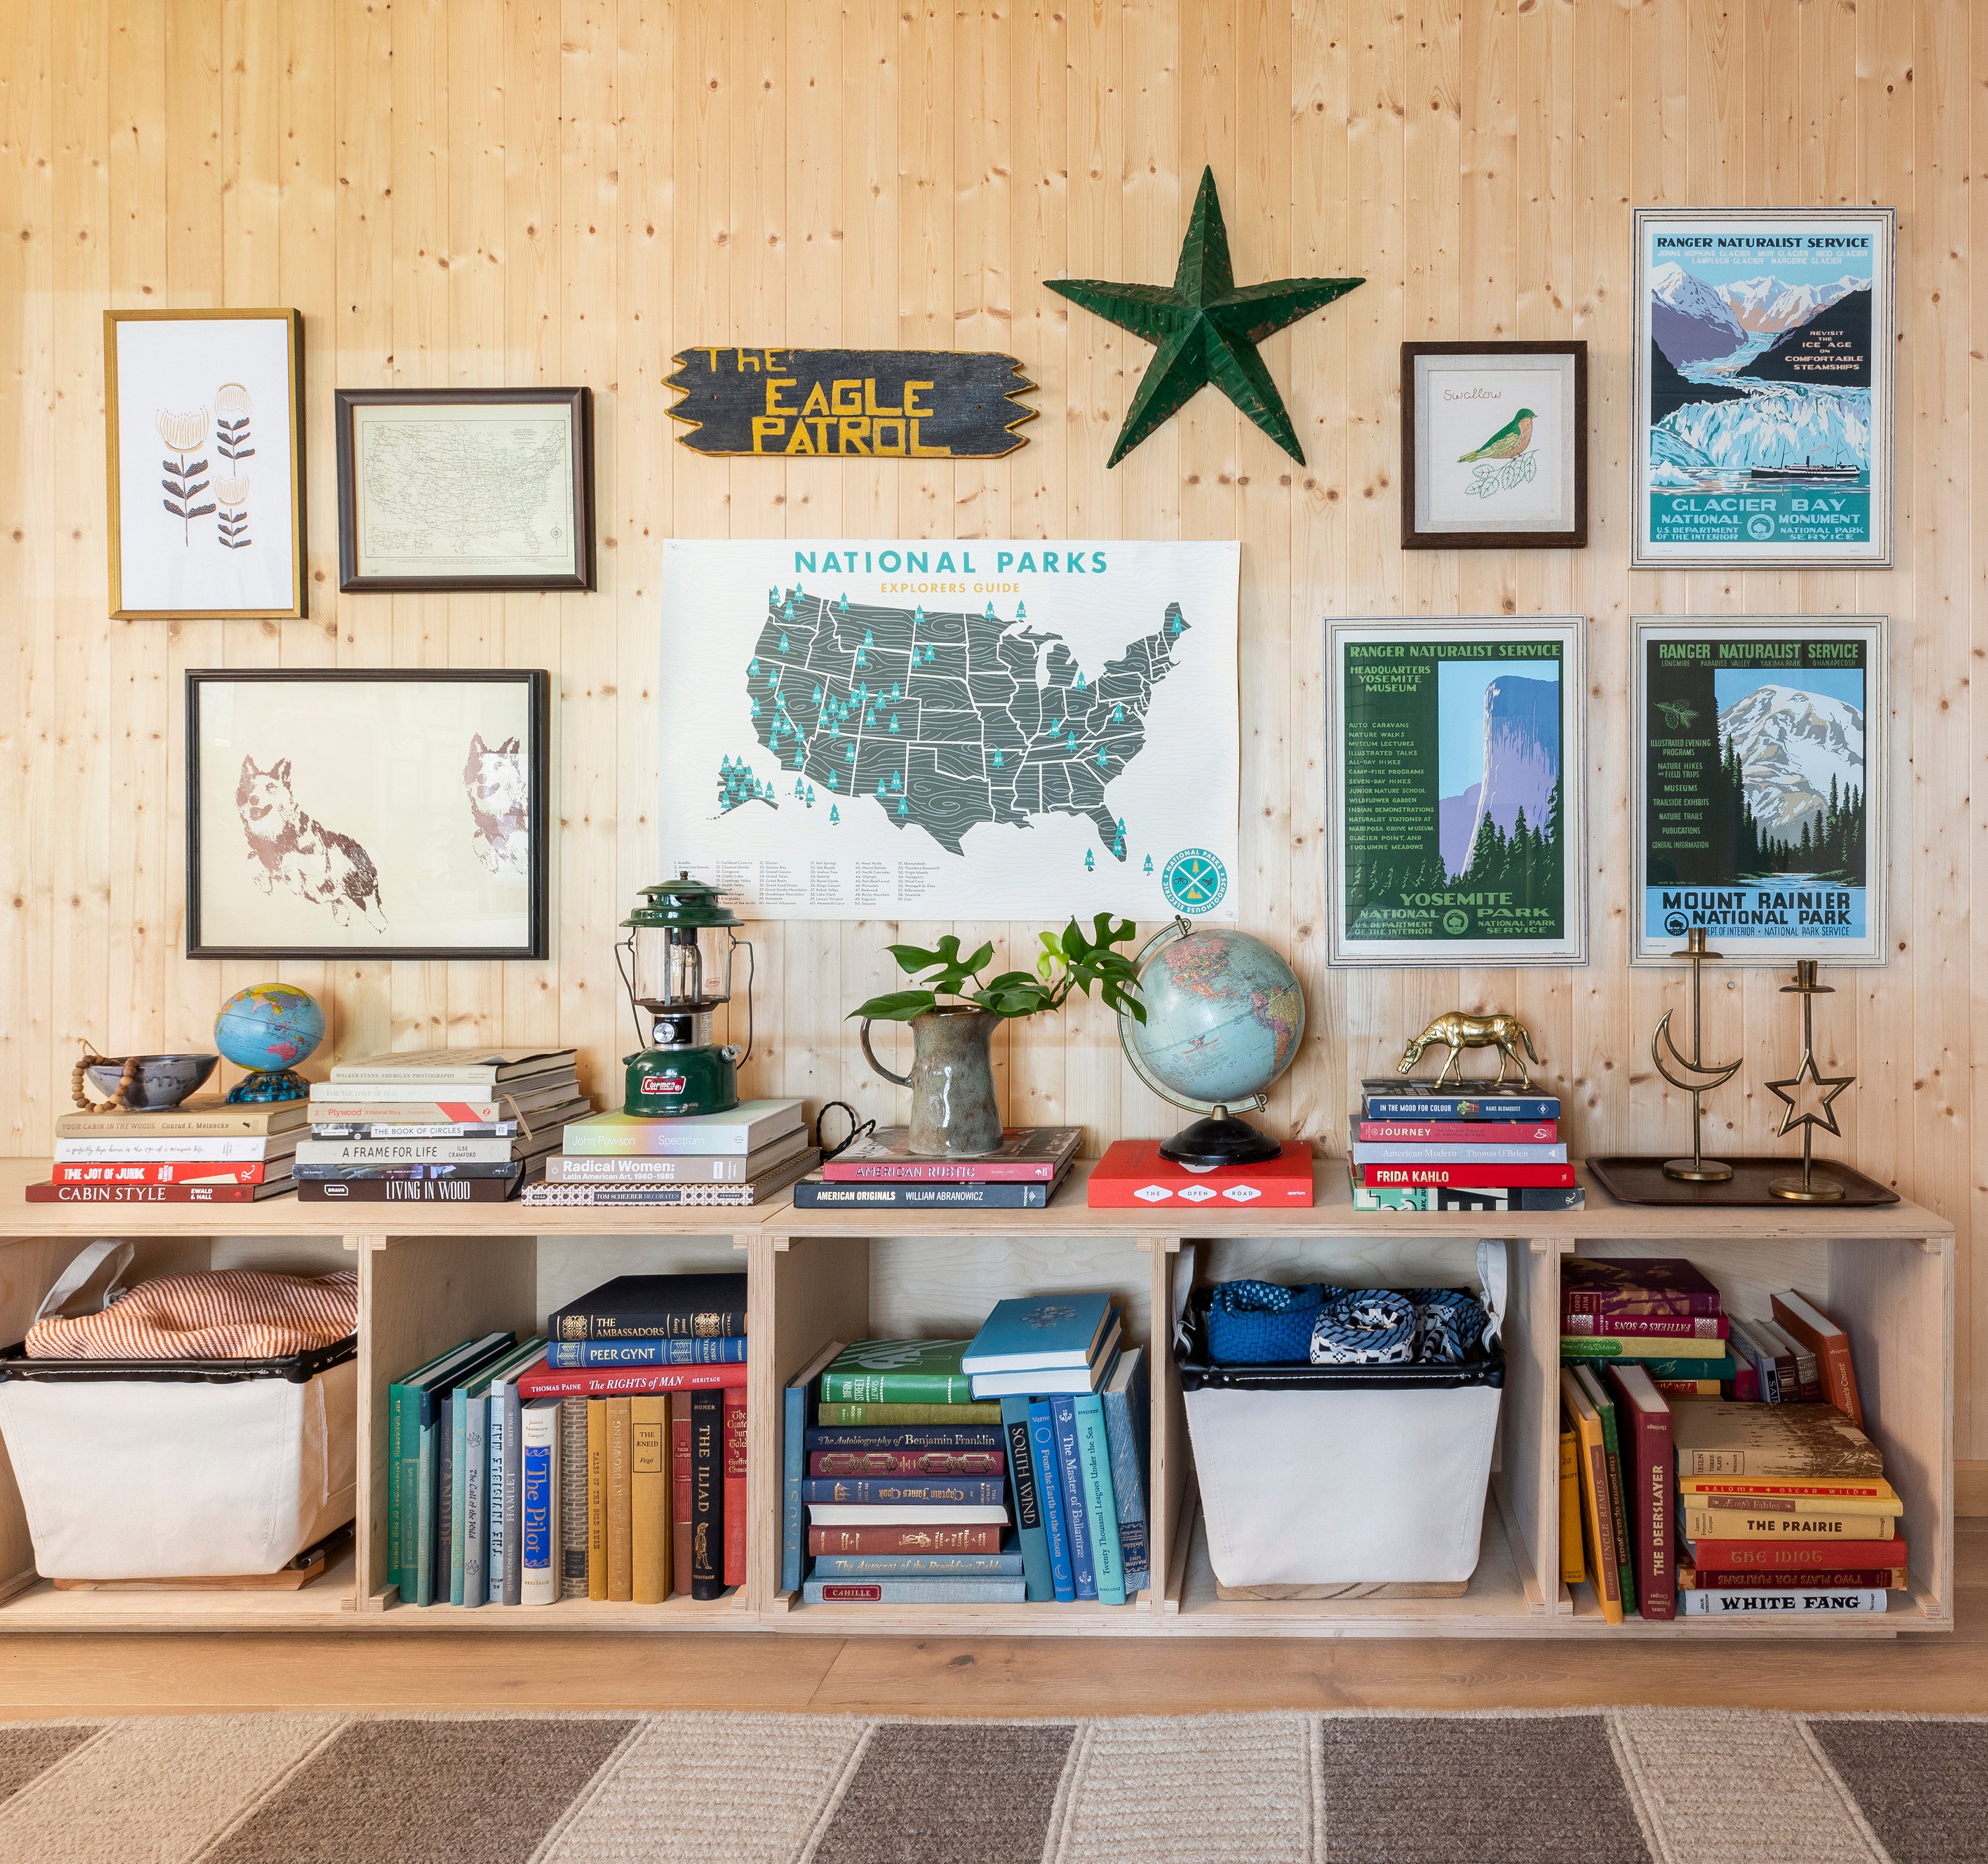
{"left": 614, "top": 931, "right": 645, "bottom": 1047}
{"left": 735, "top": 936, "right": 756, "bottom": 1065}
{"left": 815, "top": 1099, "right": 876, "bottom": 1162}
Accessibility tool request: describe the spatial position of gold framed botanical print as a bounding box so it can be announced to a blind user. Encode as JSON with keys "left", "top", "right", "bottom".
{"left": 104, "top": 309, "right": 306, "bottom": 620}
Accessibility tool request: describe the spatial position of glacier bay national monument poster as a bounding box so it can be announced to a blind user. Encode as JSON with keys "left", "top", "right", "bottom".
{"left": 1632, "top": 207, "right": 1894, "bottom": 569}
{"left": 1328, "top": 618, "right": 1587, "bottom": 967}
{"left": 658, "top": 540, "right": 1240, "bottom": 921}
{"left": 1632, "top": 618, "right": 1886, "bottom": 966}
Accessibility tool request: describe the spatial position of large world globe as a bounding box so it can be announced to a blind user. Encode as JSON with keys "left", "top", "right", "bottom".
{"left": 1120, "top": 928, "right": 1305, "bottom": 1108}
{"left": 214, "top": 982, "right": 326, "bottom": 1076}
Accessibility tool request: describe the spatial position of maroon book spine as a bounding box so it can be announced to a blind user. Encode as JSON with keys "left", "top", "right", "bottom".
{"left": 1561, "top": 1314, "right": 1728, "bottom": 1339}
{"left": 821, "top": 1157, "right": 1064, "bottom": 1182}
{"left": 809, "top": 1450, "right": 1005, "bottom": 1476}
{"left": 1563, "top": 1280, "right": 1721, "bottom": 1318}
{"left": 1681, "top": 1564, "right": 1906, "bottom": 1591}
{"left": 723, "top": 1386, "right": 747, "bottom": 1588}
{"left": 1686, "top": 1536, "right": 1908, "bottom": 1573}
{"left": 1356, "top": 1120, "right": 1558, "bottom": 1143}
{"left": 1609, "top": 1367, "right": 1675, "bottom": 1621}
{"left": 26, "top": 1180, "right": 278, "bottom": 1203}
{"left": 807, "top": 1523, "right": 1004, "bottom": 1555}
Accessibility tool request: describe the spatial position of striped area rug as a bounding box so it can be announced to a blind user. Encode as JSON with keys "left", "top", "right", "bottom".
{"left": 0, "top": 1708, "right": 1977, "bottom": 1862}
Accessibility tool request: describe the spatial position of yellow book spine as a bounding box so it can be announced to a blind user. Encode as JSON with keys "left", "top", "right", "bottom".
{"left": 606, "top": 1397, "right": 633, "bottom": 1602}
{"left": 1558, "top": 1428, "right": 1585, "bottom": 1585}
{"left": 631, "top": 1395, "right": 668, "bottom": 1604}
{"left": 1560, "top": 1372, "right": 1622, "bottom": 1625}
{"left": 1682, "top": 1508, "right": 1892, "bottom": 1540}
{"left": 586, "top": 1399, "right": 607, "bottom": 1602}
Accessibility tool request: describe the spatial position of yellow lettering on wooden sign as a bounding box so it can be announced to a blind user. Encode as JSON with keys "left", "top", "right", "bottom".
{"left": 839, "top": 417, "right": 872, "bottom": 454}
{"left": 765, "top": 377, "right": 799, "bottom": 416}
{"left": 864, "top": 379, "right": 903, "bottom": 417}
{"left": 832, "top": 379, "right": 863, "bottom": 415}
{"left": 751, "top": 415, "right": 785, "bottom": 451}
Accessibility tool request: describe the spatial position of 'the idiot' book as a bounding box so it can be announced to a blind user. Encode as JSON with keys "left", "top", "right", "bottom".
{"left": 1088, "top": 1140, "right": 1314, "bottom": 1208}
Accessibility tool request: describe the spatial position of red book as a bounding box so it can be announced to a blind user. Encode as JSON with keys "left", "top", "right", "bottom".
{"left": 24, "top": 1180, "right": 290, "bottom": 1203}
{"left": 809, "top": 1450, "right": 1005, "bottom": 1477}
{"left": 1563, "top": 1258, "right": 1722, "bottom": 1318}
{"left": 1770, "top": 1291, "right": 1864, "bottom": 1428}
{"left": 1359, "top": 1162, "right": 1575, "bottom": 1188}
{"left": 517, "top": 1361, "right": 747, "bottom": 1401}
{"left": 1088, "top": 1139, "right": 1314, "bottom": 1208}
{"left": 1563, "top": 1313, "right": 1728, "bottom": 1340}
{"left": 1356, "top": 1120, "right": 1558, "bottom": 1143}
{"left": 723, "top": 1386, "right": 747, "bottom": 1588}
{"left": 670, "top": 1396, "right": 692, "bottom": 1597}
{"left": 1685, "top": 1535, "right": 1908, "bottom": 1574}
{"left": 50, "top": 1160, "right": 281, "bottom": 1185}
{"left": 1605, "top": 1363, "right": 1675, "bottom": 1621}
{"left": 807, "top": 1523, "right": 1005, "bottom": 1555}
{"left": 1678, "top": 1559, "right": 1906, "bottom": 1591}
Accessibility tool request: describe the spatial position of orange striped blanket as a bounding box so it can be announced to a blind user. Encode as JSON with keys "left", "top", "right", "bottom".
{"left": 25, "top": 1268, "right": 358, "bottom": 1360}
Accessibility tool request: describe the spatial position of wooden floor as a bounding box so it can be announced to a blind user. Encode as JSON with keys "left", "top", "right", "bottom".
{"left": 0, "top": 1524, "right": 1982, "bottom": 1719}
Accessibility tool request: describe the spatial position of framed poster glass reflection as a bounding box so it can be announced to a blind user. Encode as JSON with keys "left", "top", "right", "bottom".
{"left": 335, "top": 387, "right": 595, "bottom": 592}
{"left": 1326, "top": 617, "right": 1588, "bottom": 967}
{"left": 104, "top": 309, "right": 306, "bottom": 621}
{"left": 186, "top": 669, "right": 550, "bottom": 960}
{"left": 1631, "top": 617, "right": 1885, "bottom": 966}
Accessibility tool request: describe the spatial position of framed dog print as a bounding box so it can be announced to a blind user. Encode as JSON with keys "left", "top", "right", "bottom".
{"left": 1328, "top": 617, "right": 1588, "bottom": 966}
{"left": 1632, "top": 207, "right": 1894, "bottom": 568}
{"left": 335, "top": 388, "right": 595, "bottom": 592}
{"left": 1401, "top": 342, "right": 1587, "bottom": 549}
{"left": 105, "top": 309, "right": 306, "bottom": 620}
{"left": 186, "top": 670, "right": 550, "bottom": 960}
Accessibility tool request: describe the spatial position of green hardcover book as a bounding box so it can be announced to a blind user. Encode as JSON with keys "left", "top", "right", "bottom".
{"left": 815, "top": 1400, "right": 1006, "bottom": 1426}
{"left": 1563, "top": 1352, "right": 1741, "bottom": 1383}
{"left": 1559, "top": 1335, "right": 1730, "bottom": 1360}
{"left": 388, "top": 1331, "right": 512, "bottom": 1603}
{"left": 819, "top": 1339, "right": 975, "bottom": 1407}
{"left": 1574, "top": 1364, "right": 1638, "bottom": 1614}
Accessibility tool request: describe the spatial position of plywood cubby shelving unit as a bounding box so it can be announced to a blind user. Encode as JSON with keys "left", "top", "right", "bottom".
{"left": 0, "top": 1158, "right": 1954, "bottom": 1638}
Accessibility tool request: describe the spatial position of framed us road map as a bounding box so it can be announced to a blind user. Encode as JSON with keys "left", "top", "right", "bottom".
{"left": 335, "top": 388, "right": 595, "bottom": 592}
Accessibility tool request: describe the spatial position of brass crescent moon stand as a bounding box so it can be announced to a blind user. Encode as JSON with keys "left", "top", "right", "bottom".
{"left": 1649, "top": 929, "right": 1741, "bottom": 1183}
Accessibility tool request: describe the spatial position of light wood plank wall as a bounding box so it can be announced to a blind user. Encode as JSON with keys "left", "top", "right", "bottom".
{"left": 0, "top": 0, "right": 1977, "bottom": 1452}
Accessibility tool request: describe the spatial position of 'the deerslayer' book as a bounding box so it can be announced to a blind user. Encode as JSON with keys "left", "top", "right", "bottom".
{"left": 1562, "top": 1257, "right": 1723, "bottom": 1318}
{"left": 1605, "top": 1362, "right": 1675, "bottom": 1621}
{"left": 819, "top": 1125, "right": 1083, "bottom": 1182}
{"left": 547, "top": 1273, "right": 747, "bottom": 1342}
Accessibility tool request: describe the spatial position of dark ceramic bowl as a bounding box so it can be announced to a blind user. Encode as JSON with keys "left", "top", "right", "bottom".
{"left": 83, "top": 1053, "right": 220, "bottom": 1110}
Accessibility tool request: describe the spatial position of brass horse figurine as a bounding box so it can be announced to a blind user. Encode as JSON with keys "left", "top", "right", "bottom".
{"left": 1398, "top": 1012, "right": 1541, "bottom": 1089}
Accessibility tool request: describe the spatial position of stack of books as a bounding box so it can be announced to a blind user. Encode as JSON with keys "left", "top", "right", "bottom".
{"left": 387, "top": 1272, "right": 750, "bottom": 1607}
{"left": 298, "top": 1048, "right": 587, "bottom": 1204}
{"left": 521, "top": 1098, "right": 817, "bottom": 1208}
{"left": 1561, "top": 1258, "right": 1741, "bottom": 1400}
{"left": 784, "top": 1293, "right": 1149, "bottom": 1608}
{"left": 1347, "top": 1079, "right": 1582, "bottom": 1211}
{"left": 1560, "top": 1358, "right": 1678, "bottom": 1623}
{"left": 1673, "top": 1401, "right": 1905, "bottom": 1617}
{"left": 30, "top": 1095, "right": 307, "bottom": 1203}
{"left": 1728, "top": 1292, "right": 1863, "bottom": 1412}
{"left": 790, "top": 1125, "right": 1081, "bottom": 1211}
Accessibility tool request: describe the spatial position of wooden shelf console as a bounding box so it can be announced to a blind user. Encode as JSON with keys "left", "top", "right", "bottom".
{"left": 0, "top": 1159, "right": 1953, "bottom": 1639}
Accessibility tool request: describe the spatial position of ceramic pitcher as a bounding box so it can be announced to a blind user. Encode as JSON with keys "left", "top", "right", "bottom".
{"left": 859, "top": 1005, "right": 1003, "bottom": 1157}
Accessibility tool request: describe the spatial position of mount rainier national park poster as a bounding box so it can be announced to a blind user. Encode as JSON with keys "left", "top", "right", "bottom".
{"left": 1328, "top": 618, "right": 1587, "bottom": 967}
{"left": 1632, "top": 207, "right": 1894, "bottom": 568}
{"left": 1633, "top": 618, "right": 1885, "bottom": 966}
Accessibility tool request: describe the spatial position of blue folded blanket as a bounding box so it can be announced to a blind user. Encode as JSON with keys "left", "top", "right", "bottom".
{"left": 1206, "top": 1279, "right": 1488, "bottom": 1365}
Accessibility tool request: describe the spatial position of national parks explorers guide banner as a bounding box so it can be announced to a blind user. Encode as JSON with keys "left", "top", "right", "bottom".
{"left": 1633, "top": 618, "right": 1885, "bottom": 965}
{"left": 659, "top": 541, "right": 1240, "bottom": 921}
{"left": 1328, "top": 620, "right": 1585, "bottom": 967}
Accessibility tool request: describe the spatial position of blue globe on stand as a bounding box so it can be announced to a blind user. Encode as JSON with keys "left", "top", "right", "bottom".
{"left": 215, "top": 983, "right": 326, "bottom": 1103}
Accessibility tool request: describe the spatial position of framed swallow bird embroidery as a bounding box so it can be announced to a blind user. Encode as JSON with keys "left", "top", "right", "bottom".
{"left": 1400, "top": 342, "right": 1588, "bottom": 550}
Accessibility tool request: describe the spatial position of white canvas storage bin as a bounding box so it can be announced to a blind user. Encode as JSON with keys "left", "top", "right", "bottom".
{"left": 0, "top": 1247, "right": 357, "bottom": 1580}
{"left": 1176, "top": 1242, "right": 1506, "bottom": 1588}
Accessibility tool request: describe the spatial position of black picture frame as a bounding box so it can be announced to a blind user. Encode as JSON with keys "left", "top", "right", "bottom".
{"left": 334, "top": 386, "right": 595, "bottom": 592}
{"left": 1400, "top": 341, "right": 1588, "bottom": 550}
{"left": 186, "top": 668, "right": 551, "bottom": 960}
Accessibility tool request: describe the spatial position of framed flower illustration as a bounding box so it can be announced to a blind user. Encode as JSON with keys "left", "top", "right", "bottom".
{"left": 1400, "top": 342, "right": 1588, "bottom": 550}
{"left": 104, "top": 309, "right": 306, "bottom": 619}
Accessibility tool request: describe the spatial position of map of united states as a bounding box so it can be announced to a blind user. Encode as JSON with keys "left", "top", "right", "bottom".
{"left": 721, "top": 587, "right": 1191, "bottom": 857}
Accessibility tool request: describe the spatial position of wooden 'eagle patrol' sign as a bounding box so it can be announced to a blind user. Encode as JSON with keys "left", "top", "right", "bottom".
{"left": 665, "top": 348, "right": 1036, "bottom": 458}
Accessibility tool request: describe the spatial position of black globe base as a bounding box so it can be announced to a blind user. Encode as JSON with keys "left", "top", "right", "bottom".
{"left": 1159, "top": 1113, "right": 1281, "bottom": 1170}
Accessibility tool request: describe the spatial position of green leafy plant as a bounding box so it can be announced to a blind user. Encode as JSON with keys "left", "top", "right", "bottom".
{"left": 850, "top": 914, "right": 1146, "bottom": 1025}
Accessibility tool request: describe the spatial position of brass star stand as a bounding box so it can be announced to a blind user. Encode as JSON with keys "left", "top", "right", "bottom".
{"left": 1767, "top": 960, "right": 1854, "bottom": 1204}
{"left": 1650, "top": 929, "right": 1741, "bottom": 1182}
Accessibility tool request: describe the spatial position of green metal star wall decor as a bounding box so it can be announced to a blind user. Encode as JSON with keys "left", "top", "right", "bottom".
{"left": 1046, "top": 166, "right": 1364, "bottom": 468}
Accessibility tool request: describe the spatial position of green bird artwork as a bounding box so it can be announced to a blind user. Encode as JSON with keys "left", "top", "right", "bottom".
{"left": 1045, "top": 167, "right": 1363, "bottom": 467}
{"left": 1458, "top": 407, "right": 1536, "bottom": 463}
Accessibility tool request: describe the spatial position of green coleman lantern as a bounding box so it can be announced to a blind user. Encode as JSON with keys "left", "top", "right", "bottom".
{"left": 615, "top": 873, "right": 755, "bottom": 1117}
